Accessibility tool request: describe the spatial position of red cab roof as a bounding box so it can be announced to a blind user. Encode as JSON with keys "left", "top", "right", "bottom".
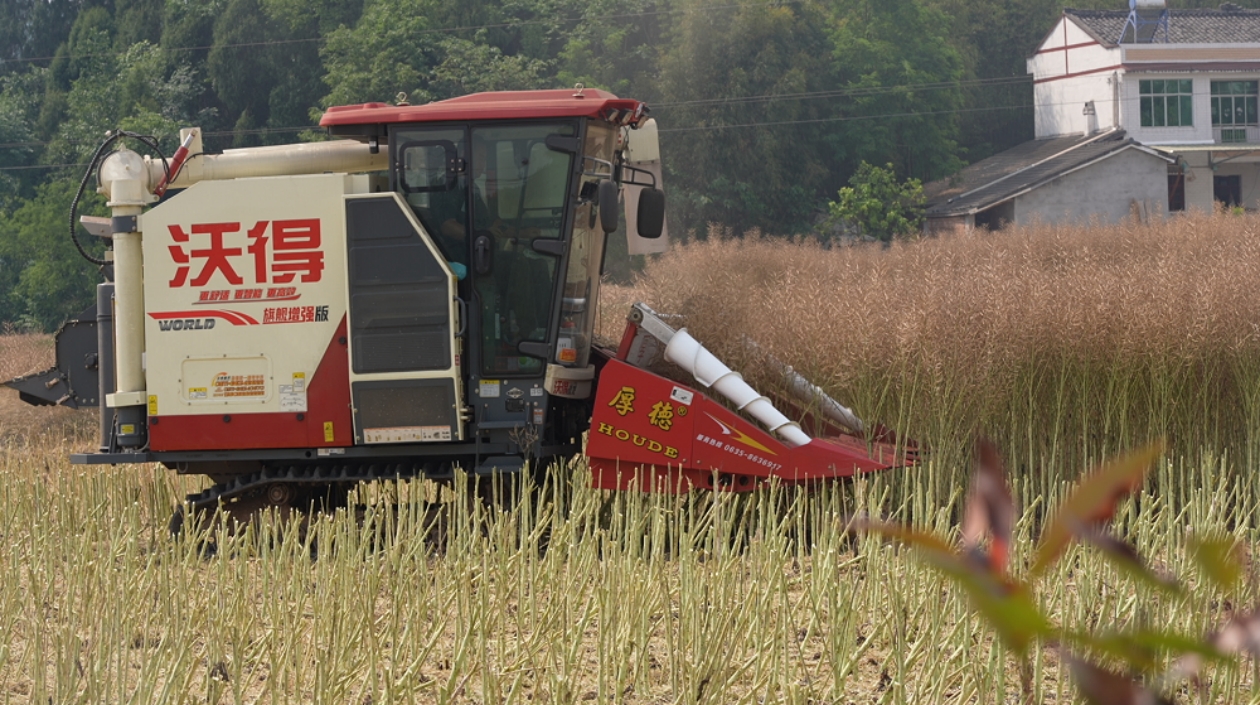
{"left": 320, "top": 89, "right": 648, "bottom": 128}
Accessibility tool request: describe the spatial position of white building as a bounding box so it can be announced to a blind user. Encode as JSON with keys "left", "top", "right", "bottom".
{"left": 925, "top": 2, "right": 1260, "bottom": 232}
{"left": 1031, "top": 2, "right": 1260, "bottom": 212}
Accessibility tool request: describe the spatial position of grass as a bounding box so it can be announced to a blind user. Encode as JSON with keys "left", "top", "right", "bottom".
{"left": 2, "top": 211, "right": 1259, "bottom": 702}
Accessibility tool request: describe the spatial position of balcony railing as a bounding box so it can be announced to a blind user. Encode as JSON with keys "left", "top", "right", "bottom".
{"left": 1214, "top": 125, "right": 1260, "bottom": 144}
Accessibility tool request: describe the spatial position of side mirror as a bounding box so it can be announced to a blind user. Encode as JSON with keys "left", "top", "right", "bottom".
{"left": 636, "top": 187, "right": 665, "bottom": 239}
{"left": 598, "top": 179, "right": 619, "bottom": 234}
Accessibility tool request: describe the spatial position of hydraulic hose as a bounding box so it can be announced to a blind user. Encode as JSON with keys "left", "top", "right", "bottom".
{"left": 69, "top": 130, "right": 168, "bottom": 266}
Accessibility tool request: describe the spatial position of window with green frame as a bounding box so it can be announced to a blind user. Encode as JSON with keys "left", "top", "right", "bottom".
{"left": 1211, "top": 80, "right": 1258, "bottom": 127}
{"left": 1140, "top": 79, "right": 1193, "bottom": 127}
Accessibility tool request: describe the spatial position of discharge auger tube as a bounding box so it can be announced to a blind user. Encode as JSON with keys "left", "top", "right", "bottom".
{"left": 144, "top": 131, "right": 389, "bottom": 190}
{"left": 664, "top": 329, "right": 812, "bottom": 447}
{"left": 742, "top": 337, "right": 864, "bottom": 435}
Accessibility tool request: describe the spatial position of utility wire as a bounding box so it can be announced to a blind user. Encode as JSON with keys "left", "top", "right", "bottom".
{"left": 657, "top": 103, "right": 1034, "bottom": 133}
{"left": 0, "top": 75, "right": 1036, "bottom": 151}
{"left": 1, "top": 0, "right": 808, "bottom": 66}
{"left": 0, "top": 101, "right": 1044, "bottom": 173}
{"left": 655, "top": 75, "right": 1032, "bottom": 108}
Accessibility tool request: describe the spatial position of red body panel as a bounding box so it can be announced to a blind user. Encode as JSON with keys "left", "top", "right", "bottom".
{"left": 149, "top": 316, "right": 353, "bottom": 451}
{"left": 587, "top": 359, "right": 905, "bottom": 492}
{"left": 320, "top": 89, "right": 645, "bottom": 127}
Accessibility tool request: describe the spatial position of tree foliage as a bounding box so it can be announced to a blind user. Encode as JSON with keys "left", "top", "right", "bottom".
{"left": 826, "top": 162, "right": 925, "bottom": 242}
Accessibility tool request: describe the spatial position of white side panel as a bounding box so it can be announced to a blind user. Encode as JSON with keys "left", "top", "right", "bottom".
{"left": 140, "top": 173, "right": 369, "bottom": 418}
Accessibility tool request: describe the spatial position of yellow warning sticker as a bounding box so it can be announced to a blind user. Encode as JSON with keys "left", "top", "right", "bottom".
{"left": 120, "top": 424, "right": 135, "bottom": 435}
{"left": 147, "top": 395, "right": 158, "bottom": 415}
{"left": 323, "top": 421, "right": 334, "bottom": 442}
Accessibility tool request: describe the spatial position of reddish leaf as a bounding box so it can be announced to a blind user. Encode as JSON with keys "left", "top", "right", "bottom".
{"left": 961, "top": 438, "right": 1016, "bottom": 574}
{"left": 1066, "top": 654, "right": 1173, "bottom": 705}
{"left": 1031, "top": 441, "right": 1165, "bottom": 577}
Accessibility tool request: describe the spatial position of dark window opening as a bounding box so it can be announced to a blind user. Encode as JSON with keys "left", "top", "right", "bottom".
{"left": 1168, "top": 173, "right": 1185, "bottom": 212}
{"left": 974, "top": 201, "right": 1015, "bottom": 230}
{"left": 1214, "top": 175, "right": 1242, "bottom": 208}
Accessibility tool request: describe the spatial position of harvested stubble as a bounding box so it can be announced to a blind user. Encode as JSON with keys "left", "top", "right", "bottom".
{"left": 1, "top": 442, "right": 1257, "bottom": 703}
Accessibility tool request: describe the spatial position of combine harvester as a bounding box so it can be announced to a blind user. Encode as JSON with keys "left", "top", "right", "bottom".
{"left": 7, "top": 88, "right": 911, "bottom": 519}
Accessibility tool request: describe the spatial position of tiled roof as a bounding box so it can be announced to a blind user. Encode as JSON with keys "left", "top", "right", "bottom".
{"left": 924, "top": 130, "right": 1171, "bottom": 217}
{"left": 1066, "top": 7, "right": 1260, "bottom": 46}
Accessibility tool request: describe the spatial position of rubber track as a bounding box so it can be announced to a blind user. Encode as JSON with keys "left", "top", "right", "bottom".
{"left": 184, "top": 462, "right": 447, "bottom": 510}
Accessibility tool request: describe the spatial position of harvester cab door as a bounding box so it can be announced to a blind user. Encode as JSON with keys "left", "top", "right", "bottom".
{"left": 467, "top": 124, "right": 574, "bottom": 380}
{"left": 343, "top": 177, "right": 467, "bottom": 445}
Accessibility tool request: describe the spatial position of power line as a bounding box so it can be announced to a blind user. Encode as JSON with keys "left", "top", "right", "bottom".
{"left": 0, "top": 162, "right": 90, "bottom": 171}
{"left": 0, "top": 124, "right": 319, "bottom": 150}
{"left": 657, "top": 103, "right": 1034, "bottom": 133}
{"left": 654, "top": 75, "right": 1032, "bottom": 109}
{"left": 0, "top": 1, "right": 809, "bottom": 66}
{"left": 0, "top": 76, "right": 1037, "bottom": 151}
{"left": 0, "top": 101, "right": 1041, "bottom": 173}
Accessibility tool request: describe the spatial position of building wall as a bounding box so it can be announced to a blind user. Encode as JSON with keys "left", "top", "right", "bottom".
{"left": 1012, "top": 148, "right": 1170, "bottom": 224}
{"left": 1028, "top": 18, "right": 1123, "bottom": 138}
{"left": 1181, "top": 154, "right": 1216, "bottom": 214}
{"left": 923, "top": 214, "right": 971, "bottom": 236}
{"left": 1178, "top": 154, "right": 1260, "bottom": 213}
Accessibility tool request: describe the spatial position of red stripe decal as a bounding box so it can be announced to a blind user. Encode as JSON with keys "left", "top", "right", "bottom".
{"left": 1034, "top": 64, "right": 1123, "bottom": 84}
{"left": 148, "top": 310, "right": 258, "bottom": 325}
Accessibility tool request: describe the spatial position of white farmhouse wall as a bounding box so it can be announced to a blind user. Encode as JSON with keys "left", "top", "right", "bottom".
{"left": 1172, "top": 152, "right": 1260, "bottom": 213}
{"left": 1034, "top": 73, "right": 1120, "bottom": 137}
{"left": 1180, "top": 153, "right": 1216, "bottom": 214}
{"left": 1028, "top": 18, "right": 1122, "bottom": 138}
{"left": 1012, "top": 148, "right": 1169, "bottom": 224}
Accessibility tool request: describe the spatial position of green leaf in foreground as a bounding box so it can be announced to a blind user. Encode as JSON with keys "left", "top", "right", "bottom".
{"left": 855, "top": 520, "right": 1052, "bottom": 655}
{"left": 1066, "top": 628, "right": 1227, "bottom": 674}
{"left": 1031, "top": 441, "right": 1166, "bottom": 577}
{"left": 1189, "top": 535, "right": 1246, "bottom": 593}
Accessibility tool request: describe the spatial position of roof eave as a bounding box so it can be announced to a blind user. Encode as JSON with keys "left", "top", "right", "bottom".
{"left": 1064, "top": 11, "right": 1118, "bottom": 49}
{"left": 927, "top": 141, "right": 1173, "bottom": 217}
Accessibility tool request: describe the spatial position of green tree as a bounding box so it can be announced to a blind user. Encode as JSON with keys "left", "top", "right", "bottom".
{"left": 0, "top": 178, "right": 105, "bottom": 330}
{"left": 320, "top": 0, "right": 549, "bottom": 110}
{"left": 0, "top": 71, "right": 45, "bottom": 204}
{"left": 825, "top": 161, "right": 924, "bottom": 242}
{"left": 654, "top": 0, "right": 838, "bottom": 235}
{"left": 827, "top": 0, "right": 966, "bottom": 182}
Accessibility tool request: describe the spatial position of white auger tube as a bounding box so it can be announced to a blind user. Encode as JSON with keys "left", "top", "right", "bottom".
{"left": 749, "top": 342, "right": 864, "bottom": 434}
{"left": 664, "top": 329, "right": 811, "bottom": 448}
